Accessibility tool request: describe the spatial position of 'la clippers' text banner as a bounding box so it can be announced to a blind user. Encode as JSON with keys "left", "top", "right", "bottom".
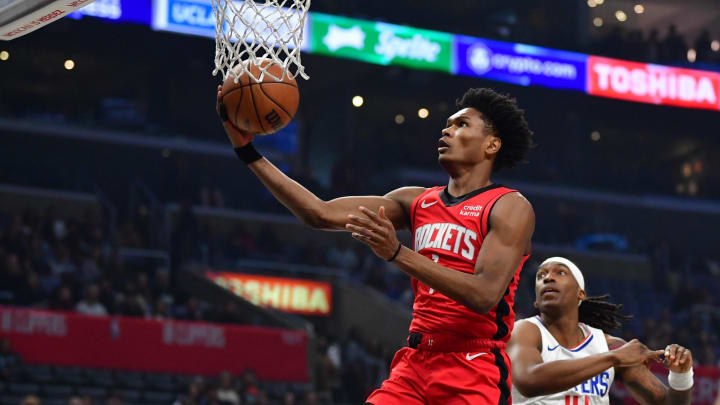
{"left": 206, "top": 271, "right": 332, "bottom": 316}
{"left": 587, "top": 56, "right": 720, "bottom": 110}
{"left": 0, "top": 307, "right": 308, "bottom": 381}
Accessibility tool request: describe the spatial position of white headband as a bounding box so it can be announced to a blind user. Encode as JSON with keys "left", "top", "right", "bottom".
{"left": 540, "top": 257, "right": 585, "bottom": 292}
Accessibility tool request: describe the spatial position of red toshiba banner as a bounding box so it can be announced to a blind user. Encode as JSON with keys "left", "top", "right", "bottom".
{"left": 588, "top": 56, "right": 720, "bottom": 110}
{"left": 614, "top": 363, "right": 719, "bottom": 405}
{"left": 206, "top": 271, "right": 332, "bottom": 316}
{"left": 0, "top": 306, "right": 308, "bottom": 381}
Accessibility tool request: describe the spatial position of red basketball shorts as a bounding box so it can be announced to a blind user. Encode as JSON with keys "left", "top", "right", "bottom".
{"left": 366, "top": 347, "right": 512, "bottom": 405}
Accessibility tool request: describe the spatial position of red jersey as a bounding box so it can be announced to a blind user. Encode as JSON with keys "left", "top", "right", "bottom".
{"left": 408, "top": 184, "right": 529, "bottom": 343}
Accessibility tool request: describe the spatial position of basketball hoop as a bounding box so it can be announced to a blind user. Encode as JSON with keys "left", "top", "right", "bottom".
{"left": 211, "top": 0, "right": 311, "bottom": 83}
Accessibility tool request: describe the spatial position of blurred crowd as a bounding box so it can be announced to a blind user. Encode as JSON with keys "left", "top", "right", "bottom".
{"left": 591, "top": 26, "right": 719, "bottom": 66}
{"left": 0, "top": 207, "right": 224, "bottom": 324}
{"left": 3, "top": 359, "right": 321, "bottom": 405}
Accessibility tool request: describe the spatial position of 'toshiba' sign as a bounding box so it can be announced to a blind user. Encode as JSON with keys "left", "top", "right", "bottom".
{"left": 587, "top": 56, "right": 720, "bottom": 110}
{"left": 206, "top": 271, "right": 332, "bottom": 316}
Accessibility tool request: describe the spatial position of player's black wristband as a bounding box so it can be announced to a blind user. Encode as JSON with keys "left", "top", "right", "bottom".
{"left": 387, "top": 243, "right": 403, "bottom": 262}
{"left": 234, "top": 143, "right": 263, "bottom": 164}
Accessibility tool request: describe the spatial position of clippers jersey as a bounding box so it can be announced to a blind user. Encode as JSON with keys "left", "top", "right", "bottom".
{"left": 408, "top": 184, "right": 529, "bottom": 342}
{"left": 512, "top": 317, "right": 614, "bottom": 405}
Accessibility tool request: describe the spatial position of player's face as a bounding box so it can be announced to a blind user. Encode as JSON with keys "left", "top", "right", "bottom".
{"left": 534, "top": 263, "right": 584, "bottom": 312}
{"left": 438, "top": 108, "right": 500, "bottom": 166}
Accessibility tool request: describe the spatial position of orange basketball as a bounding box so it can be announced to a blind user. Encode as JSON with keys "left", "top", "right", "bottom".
{"left": 221, "top": 59, "right": 299, "bottom": 135}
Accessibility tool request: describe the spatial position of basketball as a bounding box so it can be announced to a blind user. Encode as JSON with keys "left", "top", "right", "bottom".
{"left": 221, "top": 59, "right": 299, "bottom": 135}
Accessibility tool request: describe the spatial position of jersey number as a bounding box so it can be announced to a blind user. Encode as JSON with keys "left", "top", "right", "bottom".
{"left": 565, "top": 396, "right": 589, "bottom": 405}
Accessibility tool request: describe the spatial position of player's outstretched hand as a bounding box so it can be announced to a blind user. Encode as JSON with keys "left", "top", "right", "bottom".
{"left": 216, "top": 85, "right": 254, "bottom": 148}
{"left": 346, "top": 206, "right": 401, "bottom": 261}
{"left": 663, "top": 344, "right": 693, "bottom": 373}
{"left": 611, "top": 339, "right": 664, "bottom": 368}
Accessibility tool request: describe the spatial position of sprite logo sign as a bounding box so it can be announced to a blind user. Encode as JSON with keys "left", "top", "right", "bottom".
{"left": 375, "top": 29, "right": 442, "bottom": 63}
{"left": 310, "top": 13, "right": 453, "bottom": 72}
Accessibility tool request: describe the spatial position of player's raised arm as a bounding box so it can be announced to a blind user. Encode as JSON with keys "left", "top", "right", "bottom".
{"left": 508, "top": 322, "right": 664, "bottom": 397}
{"left": 217, "top": 86, "right": 423, "bottom": 231}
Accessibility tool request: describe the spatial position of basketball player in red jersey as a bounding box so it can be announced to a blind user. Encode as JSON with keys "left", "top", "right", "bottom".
{"left": 217, "top": 86, "right": 535, "bottom": 404}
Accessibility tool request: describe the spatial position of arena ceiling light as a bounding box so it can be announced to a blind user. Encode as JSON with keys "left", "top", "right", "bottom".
{"left": 0, "top": 50, "right": 8, "bottom": 61}
{"left": 417, "top": 108, "right": 429, "bottom": 119}
{"left": 593, "top": 18, "right": 603, "bottom": 27}
{"left": 634, "top": 4, "right": 645, "bottom": 14}
{"left": 394, "top": 114, "right": 405, "bottom": 124}
{"left": 64, "top": 59, "right": 75, "bottom": 70}
{"left": 352, "top": 95, "right": 364, "bottom": 107}
{"left": 587, "top": 0, "right": 597, "bottom": 7}
{"left": 712, "top": 40, "right": 719, "bottom": 52}
{"left": 615, "top": 10, "right": 627, "bottom": 22}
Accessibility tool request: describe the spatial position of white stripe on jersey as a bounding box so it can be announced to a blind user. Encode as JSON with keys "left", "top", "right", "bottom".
{"left": 512, "top": 316, "right": 615, "bottom": 405}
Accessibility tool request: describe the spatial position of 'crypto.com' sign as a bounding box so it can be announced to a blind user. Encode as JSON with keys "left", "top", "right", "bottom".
{"left": 587, "top": 56, "right": 720, "bottom": 110}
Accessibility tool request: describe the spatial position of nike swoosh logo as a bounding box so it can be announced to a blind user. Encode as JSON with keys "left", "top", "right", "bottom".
{"left": 465, "top": 352, "right": 489, "bottom": 360}
{"left": 420, "top": 200, "right": 437, "bottom": 208}
{"left": 547, "top": 345, "right": 560, "bottom": 351}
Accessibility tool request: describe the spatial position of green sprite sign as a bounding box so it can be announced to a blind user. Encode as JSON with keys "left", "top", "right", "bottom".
{"left": 309, "top": 13, "right": 454, "bottom": 73}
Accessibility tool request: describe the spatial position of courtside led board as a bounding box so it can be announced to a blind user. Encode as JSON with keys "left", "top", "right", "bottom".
{"left": 206, "top": 271, "right": 333, "bottom": 316}
{"left": 123, "top": 0, "right": 720, "bottom": 111}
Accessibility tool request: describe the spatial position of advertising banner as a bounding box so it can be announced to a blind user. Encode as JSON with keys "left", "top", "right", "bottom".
{"left": 310, "top": 12, "right": 453, "bottom": 73}
{"left": 0, "top": 307, "right": 308, "bottom": 381}
{"left": 152, "top": 0, "right": 215, "bottom": 38}
{"left": 84, "top": 3, "right": 720, "bottom": 111}
{"left": 587, "top": 56, "right": 720, "bottom": 110}
{"left": 455, "top": 35, "right": 588, "bottom": 91}
{"left": 152, "top": 0, "right": 310, "bottom": 50}
{"left": 69, "top": 0, "right": 152, "bottom": 25}
{"left": 206, "top": 271, "right": 332, "bottom": 316}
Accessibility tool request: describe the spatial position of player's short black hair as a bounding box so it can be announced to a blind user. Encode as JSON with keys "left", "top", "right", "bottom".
{"left": 456, "top": 88, "right": 534, "bottom": 172}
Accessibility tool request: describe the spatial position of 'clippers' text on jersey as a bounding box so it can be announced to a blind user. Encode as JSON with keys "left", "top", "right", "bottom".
{"left": 511, "top": 317, "right": 615, "bottom": 405}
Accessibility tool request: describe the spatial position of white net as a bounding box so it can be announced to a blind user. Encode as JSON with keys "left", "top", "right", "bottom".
{"left": 211, "top": 0, "right": 311, "bottom": 83}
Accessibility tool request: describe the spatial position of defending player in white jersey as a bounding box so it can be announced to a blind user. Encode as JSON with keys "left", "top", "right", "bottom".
{"left": 509, "top": 257, "right": 694, "bottom": 405}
